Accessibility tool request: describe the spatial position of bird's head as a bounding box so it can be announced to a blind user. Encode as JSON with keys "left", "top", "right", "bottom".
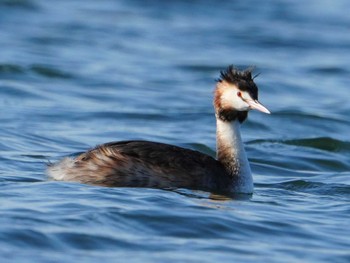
{"left": 214, "top": 65, "right": 270, "bottom": 122}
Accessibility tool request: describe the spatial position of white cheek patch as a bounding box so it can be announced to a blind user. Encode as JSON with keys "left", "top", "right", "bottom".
{"left": 221, "top": 89, "right": 251, "bottom": 111}
{"left": 241, "top": 91, "right": 253, "bottom": 101}
{"left": 221, "top": 89, "right": 236, "bottom": 104}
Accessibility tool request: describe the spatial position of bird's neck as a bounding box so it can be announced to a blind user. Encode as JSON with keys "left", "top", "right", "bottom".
{"left": 216, "top": 117, "right": 253, "bottom": 193}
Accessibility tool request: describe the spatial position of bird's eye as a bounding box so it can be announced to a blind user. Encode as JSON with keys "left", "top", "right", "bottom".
{"left": 237, "top": 91, "right": 242, "bottom": 97}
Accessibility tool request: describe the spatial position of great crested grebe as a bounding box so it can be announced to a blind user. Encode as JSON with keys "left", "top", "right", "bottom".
{"left": 47, "top": 65, "right": 270, "bottom": 194}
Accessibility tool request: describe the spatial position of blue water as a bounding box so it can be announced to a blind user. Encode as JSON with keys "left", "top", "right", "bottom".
{"left": 1, "top": 0, "right": 350, "bottom": 262}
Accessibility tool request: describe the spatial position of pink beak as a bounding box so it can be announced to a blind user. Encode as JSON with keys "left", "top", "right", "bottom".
{"left": 246, "top": 100, "right": 271, "bottom": 114}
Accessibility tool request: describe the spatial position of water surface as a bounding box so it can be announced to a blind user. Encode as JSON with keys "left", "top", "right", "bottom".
{"left": 0, "top": 0, "right": 349, "bottom": 262}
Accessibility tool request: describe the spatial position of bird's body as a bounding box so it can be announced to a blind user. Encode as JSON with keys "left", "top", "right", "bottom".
{"left": 49, "top": 140, "right": 230, "bottom": 192}
{"left": 47, "top": 66, "right": 270, "bottom": 194}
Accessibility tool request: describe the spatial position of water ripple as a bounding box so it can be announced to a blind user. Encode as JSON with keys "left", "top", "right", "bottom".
{"left": 249, "top": 137, "right": 350, "bottom": 153}
{"left": 0, "top": 63, "right": 74, "bottom": 79}
{"left": 0, "top": 0, "right": 39, "bottom": 10}
{"left": 1, "top": 0, "right": 350, "bottom": 262}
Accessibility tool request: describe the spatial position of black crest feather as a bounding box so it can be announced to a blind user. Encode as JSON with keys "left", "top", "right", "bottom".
{"left": 218, "top": 65, "right": 258, "bottom": 100}
{"left": 218, "top": 65, "right": 253, "bottom": 83}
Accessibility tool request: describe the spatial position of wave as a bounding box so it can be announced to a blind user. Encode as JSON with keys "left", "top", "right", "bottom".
{"left": 249, "top": 137, "right": 350, "bottom": 153}
{"left": 259, "top": 179, "right": 350, "bottom": 197}
{"left": 0, "top": 0, "right": 38, "bottom": 10}
{"left": 0, "top": 63, "right": 73, "bottom": 79}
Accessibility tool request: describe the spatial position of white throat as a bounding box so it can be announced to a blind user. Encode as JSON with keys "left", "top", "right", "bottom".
{"left": 216, "top": 118, "right": 253, "bottom": 194}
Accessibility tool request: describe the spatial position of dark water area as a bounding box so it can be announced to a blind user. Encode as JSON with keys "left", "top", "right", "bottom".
{"left": 1, "top": 0, "right": 350, "bottom": 262}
